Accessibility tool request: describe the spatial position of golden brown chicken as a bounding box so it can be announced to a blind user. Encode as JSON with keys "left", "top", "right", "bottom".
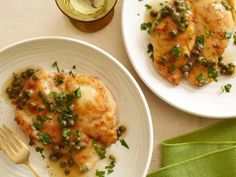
{"left": 6, "top": 67, "right": 118, "bottom": 174}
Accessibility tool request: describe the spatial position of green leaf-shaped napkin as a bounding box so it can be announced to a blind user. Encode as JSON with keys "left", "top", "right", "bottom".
{"left": 148, "top": 119, "right": 236, "bottom": 177}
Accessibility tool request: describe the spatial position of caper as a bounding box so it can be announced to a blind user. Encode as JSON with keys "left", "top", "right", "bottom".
{"left": 60, "top": 120, "right": 68, "bottom": 128}
{"left": 32, "top": 75, "right": 38, "bottom": 80}
{"left": 67, "top": 119, "right": 75, "bottom": 127}
{"left": 21, "top": 72, "right": 28, "bottom": 79}
{"left": 218, "top": 56, "right": 224, "bottom": 63}
{"left": 64, "top": 169, "right": 70, "bottom": 175}
{"left": 53, "top": 145, "right": 60, "bottom": 152}
{"left": 182, "top": 65, "right": 189, "bottom": 72}
{"left": 183, "top": 71, "right": 189, "bottom": 77}
{"left": 221, "top": 69, "right": 227, "bottom": 74}
{"left": 172, "top": 11, "right": 180, "bottom": 22}
{"left": 28, "top": 102, "right": 37, "bottom": 111}
{"left": 117, "top": 130, "right": 122, "bottom": 137}
{"left": 169, "top": 30, "right": 178, "bottom": 37}
{"left": 192, "top": 49, "right": 200, "bottom": 56}
{"left": 38, "top": 90, "right": 46, "bottom": 98}
{"left": 150, "top": 10, "right": 158, "bottom": 17}
{"left": 70, "top": 142, "right": 76, "bottom": 147}
{"left": 184, "top": 53, "right": 190, "bottom": 59}
{"left": 60, "top": 140, "right": 69, "bottom": 147}
{"left": 229, "top": 63, "right": 235, "bottom": 68}
{"left": 118, "top": 125, "right": 127, "bottom": 133}
{"left": 79, "top": 142, "right": 87, "bottom": 150}
{"left": 174, "top": 0, "right": 180, "bottom": 6}
{"left": 26, "top": 69, "right": 35, "bottom": 77}
{"left": 12, "top": 75, "right": 24, "bottom": 87}
{"left": 208, "top": 60, "right": 216, "bottom": 66}
{"left": 22, "top": 90, "right": 32, "bottom": 98}
{"left": 49, "top": 154, "right": 58, "bottom": 161}
{"left": 187, "top": 61, "right": 193, "bottom": 67}
{"left": 60, "top": 161, "right": 67, "bottom": 168}
{"left": 74, "top": 145, "right": 81, "bottom": 151}
{"left": 47, "top": 103, "right": 55, "bottom": 112}
{"left": 68, "top": 158, "right": 75, "bottom": 167}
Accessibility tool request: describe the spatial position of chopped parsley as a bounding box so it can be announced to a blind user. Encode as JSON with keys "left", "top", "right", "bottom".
{"left": 222, "top": 84, "right": 232, "bottom": 93}
{"left": 52, "top": 61, "right": 60, "bottom": 73}
{"left": 69, "top": 71, "right": 75, "bottom": 78}
{"left": 208, "top": 67, "right": 218, "bottom": 82}
{"left": 221, "top": 1, "right": 231, "bottom": 10}
{"left": 196, "top": 35, "right": 205, "bottom": 50}
{"left": 96, "top": 170, "right": 106, "bottom": 177}
{"left": 120, "top": 139, "right": 129, "bottom": 149}
{"left": 105, "top": 155, "right": 116, "bottom": 174}
{"left": 169, "top": 30, "right": 178, "bottom": 37}
{"left": 29, "top": 140, "right": 35, "bottom": 146}
{"left": 33, "top": 122, "right": 42, "bottom": 131}
{"left": 145, "top": 4, "right": 152, "bottom": 9}
{"left": 75, "top": 130, "right": 80, "bottom": 138}
{"left": 74, "top": 88, "right": 81, "bottom": 99}
{"left": 93, "top": 140, "right": 106, "bottom": 159}
{"left": 56, "top": 76, "right": 64, "bottom": 85}
{"left": 49, "top": 91, "right": 57, "bottom": 98}
{"left": 140, "top": 22, "right": 154, "bottom": 34}
{"left": 170, "top": 44, "right": 181, "bottom": 57}
{"left": 197, "top": 73, "right": 206, "bottom": 86}
{"left": 225, "top": 31, "right": 232, "bottom": 39}
{"left": 168, "top": 65, "right": 177, "bottom": 73}
{"left": 147, "top": 43, "right": 154, "bottom": 59}
{"left": 42, "top": 97, "right": 49, "bottom": 104}
{"left": 35, "top": 147, "right": 44, "bottom": 154}
{"left": 38, "top": 134, "right": 53, "bottom": 145}
{"left": 62, "top": 128, "right": 71, "bottom": 139}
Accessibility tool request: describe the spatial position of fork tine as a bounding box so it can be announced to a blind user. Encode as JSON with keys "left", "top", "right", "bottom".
{"left": 3, "top": 125, "right": 28, "bottom": 150}
{"left": 0, "top": 127, "right": 19, "bottom": 151}
{"left": 0, "top": 133, "right": 16, "bottom": 160}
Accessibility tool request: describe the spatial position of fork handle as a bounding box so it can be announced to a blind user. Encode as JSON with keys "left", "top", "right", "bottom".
{"left": 25, "top": 162, "right": 41, "bottom": 177}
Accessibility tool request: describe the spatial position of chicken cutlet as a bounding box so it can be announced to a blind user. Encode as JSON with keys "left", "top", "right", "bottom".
{"left": 6, "top": 67, "right": 118, "bottom": 174}
{"left": 145, "top": 0, "right": 235, "bottom": 87}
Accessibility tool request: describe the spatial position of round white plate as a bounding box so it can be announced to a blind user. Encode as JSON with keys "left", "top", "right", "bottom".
{"left": 122, "top": 0, "right": 236, "bottom": 118}
{"left": 0, "top": 37, "right": 153, "bottom": 177}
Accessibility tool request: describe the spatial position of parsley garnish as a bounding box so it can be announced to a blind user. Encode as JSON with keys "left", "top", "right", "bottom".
{"left": 62, "top": 128, "right": 71, "bottom": 139}
{"left": 233, "top": 33, "right": 236, "bottom": 45}
{"left": 35, "top": 147, "right": 44, "bottom": 154}
{"left": 38, "top": 134, "right": 53, "bottom": 145}
{"left": 96, "top": 170, "right": 105, "bottom": 177}
{"left": 56, "top": 76, "right": 64, "bottom": 85}
{"left": 140, "top": 22, "right": 154, "bottom": 34}
{"left": 222, "top": 84, "right": 232, "bottom": 93}
{"left": 197, "top": 73, "right": 206, "bottom": 86}
{"left": 225, "top": 31, "right": 232, "bottom": 39}
{"left": 196, "top": 35, "right": 204, "bottom": 50}
{"left": 120, "top": 139, "right": 129, "bottom": 149}
{"left": 29, "top": 140, "right": 35, "bottom": 146}
{"left": 52, "top": 61, "right": 60, "bottom": 73}
{"left": 42, "top": 97, "right": 49, "bottom": 104}
{"left": 93, "top": 140, "right": 106, "bottom": 159}
{"left": 147, "top": 43, "right": 154, "bottom": 59}
{"left": 74, "top": 88, "right": 81, "bottom": 98}
{"left": 82, "top": 165, "right": 89, "bottom": 173}
{"left": 75, "top": 130, "right": 80, "bottom": 138}
{"left": 49, "top": 91, "right": 57, "bottom": 98}
{"left": 208, "top": 67, "right": 218, "bottom": 82}
{"left": 168, "top": 65, "right": 177, "bottom": 73}
{"left": 33, "top": 122, "right": 42, "bottom": 131}
{"left": 105, "top": 155, "right": 116, "bottom": 174}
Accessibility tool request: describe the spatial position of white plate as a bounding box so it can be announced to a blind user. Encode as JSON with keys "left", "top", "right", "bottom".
{"left": 0, "top": 37, "right": 153, "bottom": 177}
{"left": 122, "top": 0, "right": 236, "bottom": 118}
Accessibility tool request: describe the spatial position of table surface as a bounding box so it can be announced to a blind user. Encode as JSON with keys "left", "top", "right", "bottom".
{"left": 0, "top": 0, "right": 219, "bottom": 173}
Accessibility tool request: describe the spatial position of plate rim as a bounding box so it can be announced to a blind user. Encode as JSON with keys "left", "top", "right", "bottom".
{"left": 0, "top": 36, "right": 154, "bottom": 177}
{"left": 121, "top": 1, "right": 236, "bottom": 119}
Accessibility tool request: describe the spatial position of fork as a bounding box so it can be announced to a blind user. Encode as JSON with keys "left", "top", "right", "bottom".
{"left": 0, "top": 125, "right": 40, "bottom": 177}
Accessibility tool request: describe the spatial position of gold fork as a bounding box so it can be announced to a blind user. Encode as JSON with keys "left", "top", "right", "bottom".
{"left": 0, "top": 125, "right": 40, "bottom": 177}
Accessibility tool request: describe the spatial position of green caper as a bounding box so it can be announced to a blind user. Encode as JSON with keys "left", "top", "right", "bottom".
{"left": 60, "top": 161, "right": 67, "bottom": 168}
{"left": 22, "top": 90, "right": 32, "bottom": 98}
{"left": 21, "top": 72, "right": 28, "bottom": 79}
{"left": 38, "top": 90, "right": 46, "bottom": 98}
{"left": 169, "top": 30, "right": 178, "bottom": 37}
{"left": 229, "top": 63, "right": 235, "bottom": 68}
{"left": 74, "top": 145, "right": 81, "bottom": 151}
{"left": 12, "top": 75, "right": 24, "bottom": 87}
{"left": 183, "top": 71, "right": 189, "bottom": 77}
{"left": 32, "top": 75, "right": 38, "bottom": 80}
{"left": 221, "top": 69, "right": 227, "bottom": 74}
{"left": 47, "top": 103, "right": 55, "bottom": 112}
{"left": 182, "top": 65, "right": 189, "bottom": 72}
{"left": 118, "top": 125, "right": 127, "bottom": 133}
{"left": 60, "top": 140, "right": 69, "bottom": 147}
{"left": 150, "top": 10, "right": 158, "bottom": 17}
{"left": 192, "top": 49, "right": 200, "bottom": 56}
{"left": 64, "top": 169, "right": 70, "bottom": 175}
{"left": 60, "top": 120, "right": 68, "bottom": 128}
{"left": 174, "top": 0, "right": 180, "bottom": 6}
{"left": 79, "top": 142, "right": 87, "bottom": 150}
{"left": 218, "top": 56, "right": 223, "bottom": 63}
{"left": 26, "top": 69, "right": 35, "bottom": 77}
{"left": 53, "top": 145, "right": 60, "bottom": 152}
{"left": 49, "top": 154, "right": 58, "bottom": 161}
{"left": 117, "top": 130, "right": 122, "bottom": 137}
{"left": 68, "top": 158, "right": 75, "bottom": 167}
{"left": 187, "top": 61, "right": 193, "bottom": 67}
{"left": 208, "top": 60, "right": 217, "bottom": 66}
{"left": 67, "top": 119, "right": 75, "bottom": 127}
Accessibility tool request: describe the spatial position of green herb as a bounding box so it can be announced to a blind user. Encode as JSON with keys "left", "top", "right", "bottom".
{"left": 147, "top": 43, "right": 154, "bottom": 59}
{"left": 42, "top": 97, "right": 49, "bottom": 104}
{"left": 49, "top": 91, "right": 57, "bottom": 98}
{"left": 75, "top": 130, "right": 80, "bottom": 138}
{"left": 36, "top": 115, "right": 51, "bottom": 122}
{"left": 160, "top": 6, "right": 170, "bottom": 17}
{"left": 141, "top": 22, "right": 152, "bottom": 30}
{"left": 69, "top": 71, "right": 75, "bottom": 78}
{"left": 221, "top": 1, "right": 231, "bottom": 10}
{"left": 145, "top": 4, "right": 152, "bottom": 9}
{"left": 33, "top": 122, "right": 42, "bottom": 130}
{"left": 52, "top": 61, "right": 60, "bottom": 73}
{"left": 74, "top": 88, "right": 81, "bottom": 98}
{"left": 38, "top": 134, "right": 53, "bottom": 145}
{"left": 169, "top": 30, "right": 178, "bottom": 37}
{"left": 105, "top": 155, "right": 116, "bottom": 174}
{"left": 170, "top": 45, "right": 181, "bottom": 57}
{"left": 197, "top": 73, "right": 206, "bottom": 86}
{"left": 120, "top": 139, "right": 129, "bottom": 149}
{"left": 205, "top": 30, "right": 213, "bottom": 37}
{"left": 82, "top": 165, "right": 89, "bottom": 173}
{"left": 160, "top": 57, "right": 169, "bottom": 63}
{"left": 168, "top": 65, "right": 177, "bottom": 73}
{"left": 93, "top": 140, "right": 106, "bottom": 159}
{"left": 225, "top": 31, "right": 232, "bottom": 39}
{"left": 222, "top": 84, "right": 232, "bottom": 93}
{"left": 62, "top": 128, "right": 71, "bottom": 139}
{"left": 196, "top": 35, "right": 204, "bottom": 49}
{"left": 56, "top": 76, "right": 64, "bottom": 85}
{"left": 208, "top": 67, "right": 218, "bottom": 82}
{"left": 96, "top": 170, "right": 105, "bottom": 177}
{"left": 29, "top": 140, "right": 35, "bottom": 146}
{"left": 38, "top": 107, "right": 45, "bottom": 112}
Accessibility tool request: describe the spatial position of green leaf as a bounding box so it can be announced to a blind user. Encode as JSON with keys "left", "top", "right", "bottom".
{"left": 74, "top": 88, "right": 81, "bottom": 99}
{"left": 225, "top": 31, "right": 232, "bottom": 39}
{"left": 221, "top": 1, "right": 231, "bottom": 10}
{"left": 197, "top": 73, "right": 206, "bottom": 86}
{"left": 52, "top": 61, "right": 60, "bottom": 73}
{"left": 38, "top": 134, "right": 53, "bottom": 145}
{"left": 196, "top": 35, "right": 204, "bottom": 49}
{"left": 95, "top": 170, "right": 105, "bottom": 177}
{"left": 170, "top": 45, "right": 181, "bottom": 57}
{"left": 222, "top": 84, "right": 232, "bottom": 93}
{"left": 93, "top": 140, "right": 106, "bottom": 159}
{"left": 120, "top": 139, "right": 129, "bottom": 149}
{"left": 62, "top": 128, "right": 71, "bottom": 138}
{"left": 33, "top": 122, "right": 42, "bottom": 131}
{"left": 56, "top": 76, "right": 64, "bottom": 85}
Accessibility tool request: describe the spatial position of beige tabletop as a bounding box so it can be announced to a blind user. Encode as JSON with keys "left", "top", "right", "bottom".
{"left": 0, "top": 0, "right": 219, "bottom": 173}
